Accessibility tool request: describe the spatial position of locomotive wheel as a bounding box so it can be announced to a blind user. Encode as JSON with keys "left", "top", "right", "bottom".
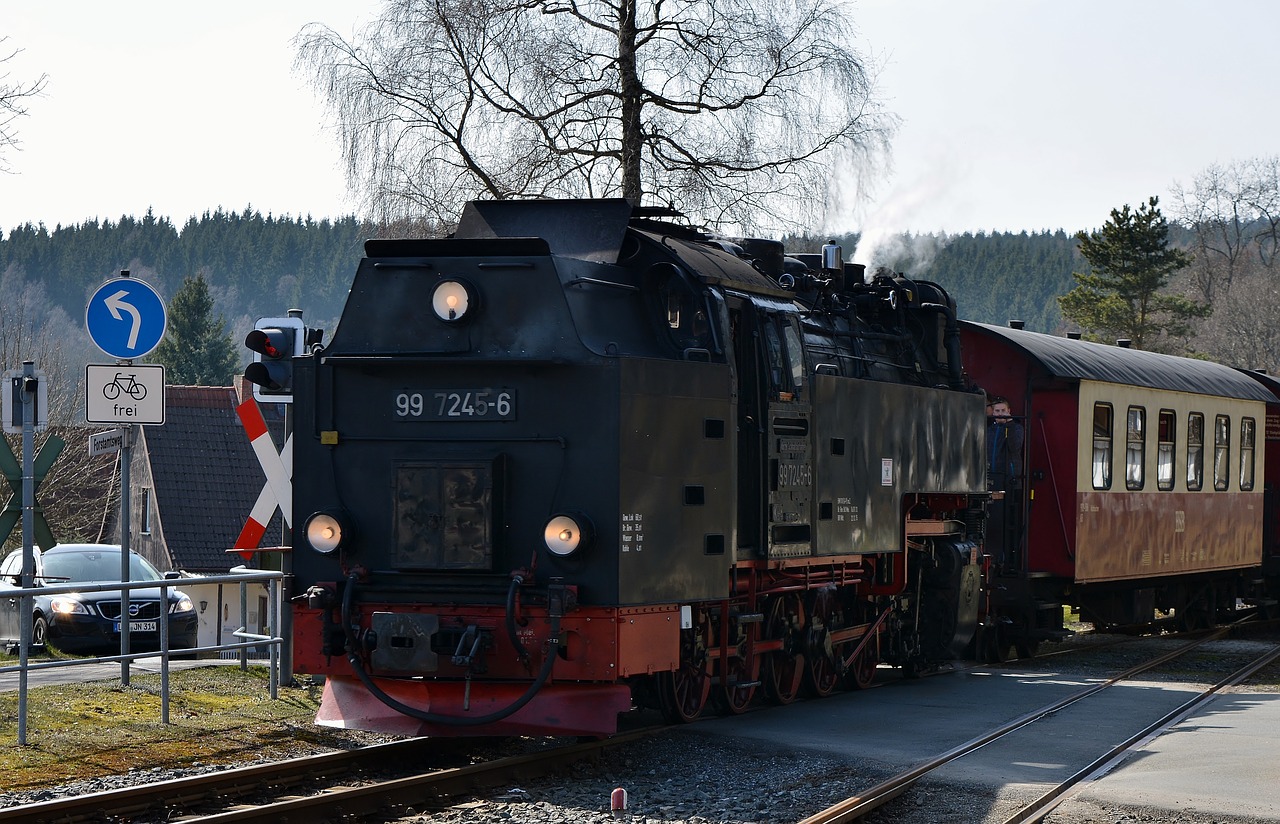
{"left": 658, "top": 608, "right": 713, "bottom": 723}
{"left": 805, "top": 589, "right": 840, "bottom": 697}
{"left": 1015, "top": 640, "right": 1041, "bottom": 659}
{"left": 846, "top": 639, "right": 878, "bottom": 690}
{"left": 762, "top": 594, "right": 805, "bottom": 705}
{"left": 717, "top": 618, "right": 761, "bottom": 714}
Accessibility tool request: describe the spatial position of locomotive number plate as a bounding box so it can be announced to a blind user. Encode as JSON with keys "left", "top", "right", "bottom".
{"left": 395, "top": 390, "right": 516, "bottom": 420}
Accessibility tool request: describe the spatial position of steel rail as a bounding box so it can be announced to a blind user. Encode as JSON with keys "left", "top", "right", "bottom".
{"left": 1004, "top": 641, "right": 1280, "bottom": 824}
{"left": 797, "top": 624, "right": 1242, "bottom": 824}
{"left": 0, "top": 727, "right": 659, "bottom": 824}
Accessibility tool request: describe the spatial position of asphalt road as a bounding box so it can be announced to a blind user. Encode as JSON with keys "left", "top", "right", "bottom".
{"left": 0, "top": 655, "right": 253, "bottom": 691}
{"left": 689, "top": 657, "right": 1280, "bottom": 821}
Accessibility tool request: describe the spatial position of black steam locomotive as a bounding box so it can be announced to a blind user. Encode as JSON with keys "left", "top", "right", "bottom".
{"left": 289, "top": 198, "right": 990, "bottom": 737}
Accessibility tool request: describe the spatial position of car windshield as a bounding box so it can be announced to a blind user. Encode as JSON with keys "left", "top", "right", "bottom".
{"left": 41, "top": 549, "right": 163, "bottom": 583}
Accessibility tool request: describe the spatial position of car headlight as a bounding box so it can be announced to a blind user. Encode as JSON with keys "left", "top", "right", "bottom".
{"left": 49, "top": 596, "right": 90, "bottom": 615}
{"left": 544, "top": 512, "right": 594, "bottom": 557}
{"left": 306, "top": 510, "right": 351, "bottom": 554}
{"left": 431, "top": 279, "right": 476, "bottom": 323}
{"left": 171, "top": 596, "right": 195, "bottom": 614}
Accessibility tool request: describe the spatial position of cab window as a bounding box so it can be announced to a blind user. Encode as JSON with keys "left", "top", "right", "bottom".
{"left": 781, "top": 321, "right": 806, "bottom": 398}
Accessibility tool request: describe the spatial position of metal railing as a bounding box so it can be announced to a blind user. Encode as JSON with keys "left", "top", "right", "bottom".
{"left": 0, "top": 566, "right": 284, "bottom": 744}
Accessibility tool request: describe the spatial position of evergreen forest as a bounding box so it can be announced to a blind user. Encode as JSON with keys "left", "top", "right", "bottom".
{"left": 0, "top": 204, "right": 1250, "bottom": 401}
{"left": 0, "top": 209, "right": 1083, "bottom": 354}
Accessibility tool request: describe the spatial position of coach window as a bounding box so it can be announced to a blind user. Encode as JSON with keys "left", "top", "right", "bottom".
{"left": 1157, "top": 410, "right": 1175, "bottom": 491}
{"left": 1214, "top": 414, "right": 1231, "bottom": 491}
{"left": 1187, "top": 413, "right": 1204, "bottom": 491}
{"left": 1092, "top": 403, "right": 1113, "bottom": 490}
{"left": 1125, "top": 406, "right": 1145, "bottom": 490}
{"left": 1240, "top": 418, "right": 1257, "bottom": 491}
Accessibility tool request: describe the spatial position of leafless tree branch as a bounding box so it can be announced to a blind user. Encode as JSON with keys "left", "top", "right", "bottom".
{"left": 294, "top": 0, "right": 896, "bottom": 233}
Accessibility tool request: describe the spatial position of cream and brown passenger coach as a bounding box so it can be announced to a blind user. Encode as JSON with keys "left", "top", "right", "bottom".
{"left": 962, "top": 321, "right": 1278, "bottom": 656}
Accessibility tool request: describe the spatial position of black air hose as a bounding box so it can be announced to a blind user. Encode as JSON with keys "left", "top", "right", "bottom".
{"left": 506, "top": 574, "right": 530, "bottom": 664}
{"left": 340, "top": 574, "right": 560, "bottom": 727}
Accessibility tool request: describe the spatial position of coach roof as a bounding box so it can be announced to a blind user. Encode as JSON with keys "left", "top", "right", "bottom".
{"left": 961, "top": 321, "right": 1276, "bottom": 402}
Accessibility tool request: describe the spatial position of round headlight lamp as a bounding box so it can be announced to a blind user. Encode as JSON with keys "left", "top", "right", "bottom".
{"left": 431, "top": 279, "right": 476, "bottom": 323}
{"left": 544, "top": 513, "right": 594, "bottom": 557}
{"left": 305, "top": 510, "right": 350, "bottom": 554}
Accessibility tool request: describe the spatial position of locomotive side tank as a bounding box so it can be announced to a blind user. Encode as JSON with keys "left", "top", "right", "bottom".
{"left": 961, "top": 321, "right": 1273, "bottom": 657}
{"left": 290, "top": 199, "right": 989, "bottom": 737}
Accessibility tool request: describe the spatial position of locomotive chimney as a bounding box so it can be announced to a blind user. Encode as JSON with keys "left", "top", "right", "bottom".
{"left": 1008, "top": 320, "right": 1024, "bottom": 330}
{"left": 1116, "top": 339, "right": 1132, "bottom": 348}
{"left": 821, "top": 242, "right": 844, "bottom": 273}
{"left": 1066, "top": 331, "right": 1082, "bottom": 340}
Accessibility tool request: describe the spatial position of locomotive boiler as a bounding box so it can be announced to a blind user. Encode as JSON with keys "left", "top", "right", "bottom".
{"left": 288, "top": 198, "right": 989, "bottom": 737}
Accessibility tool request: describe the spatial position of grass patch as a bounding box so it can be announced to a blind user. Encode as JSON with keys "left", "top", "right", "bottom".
{"left": 0, "top": 664, "right": 345, "bottom": 793}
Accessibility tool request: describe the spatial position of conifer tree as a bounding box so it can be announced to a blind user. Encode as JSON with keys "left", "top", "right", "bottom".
{"left": 1059, "top": 196, "right": 1206, "bottom": 351}
{"left": 152, "top": 274, "right": 238, "bottom": 385}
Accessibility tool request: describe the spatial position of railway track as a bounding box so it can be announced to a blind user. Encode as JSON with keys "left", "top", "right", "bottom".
{"left": 798, "top": 624, "right": 1280, "bottom": 824}
{"left": 0, "top": 728, "right": 659, "bottom": 823}
{"left": 2, "top": 624, "right": 1274, "bottom": 823}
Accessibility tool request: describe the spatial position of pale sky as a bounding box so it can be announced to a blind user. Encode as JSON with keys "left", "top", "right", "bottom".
{"left": 2, "top": 1, "right": 1277, "bottom": 240}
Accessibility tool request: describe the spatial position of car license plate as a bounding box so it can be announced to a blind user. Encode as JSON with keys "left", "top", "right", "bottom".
{"left": 114, "top": 620, "right": 158, "bottom": 632}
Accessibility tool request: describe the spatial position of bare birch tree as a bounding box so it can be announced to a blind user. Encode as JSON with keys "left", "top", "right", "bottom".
{"left": 295, "top": 0, "right": 895, "bottom": 233}
{"left": 1170, "top": 157, "right": 1280, "bottom": 304}
{"left": 0, "top": 37, "right": 47, "bottom": 174}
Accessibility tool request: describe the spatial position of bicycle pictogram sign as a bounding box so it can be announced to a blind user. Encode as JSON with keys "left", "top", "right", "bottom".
{"left": 85, "top": 364, "right": 166, "bottom": 425}
{"left": 101, "top": 372, "right": 148, "bottom": 401}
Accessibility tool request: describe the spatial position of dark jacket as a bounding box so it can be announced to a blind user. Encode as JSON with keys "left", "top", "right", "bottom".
{"left": 987, "top": 419, "right": 1024, "bottom": 489}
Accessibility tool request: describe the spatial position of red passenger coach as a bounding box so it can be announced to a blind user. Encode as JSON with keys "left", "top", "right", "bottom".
{"left": 1235, "top": 369, "right": 1280, "bottom": 584}
{"left": 960, "top": 321, "right": 1275, "bottom": 657}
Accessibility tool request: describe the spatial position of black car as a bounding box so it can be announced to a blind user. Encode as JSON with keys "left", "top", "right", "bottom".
{"left": 0, "top": 544, "right": 198, "bottom": 654}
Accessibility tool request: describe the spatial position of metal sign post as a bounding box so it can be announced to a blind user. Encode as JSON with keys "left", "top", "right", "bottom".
{"left": 17, "top": 362, "right": 35, "bottom": 745}
{"left": 120, "top": 423, "right": 132, "bottom": 685}
{"left": 86, "top": 270, "right": 167, "bottom": 688}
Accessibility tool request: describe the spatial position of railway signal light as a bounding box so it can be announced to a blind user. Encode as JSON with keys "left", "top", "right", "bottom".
{"left": 244, "top": 316, "right": 305, "bottom": 403}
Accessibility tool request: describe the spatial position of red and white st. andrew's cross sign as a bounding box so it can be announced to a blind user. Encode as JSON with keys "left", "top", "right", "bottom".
{"left": 233, "top": 398, "right": 292, "bottom": 560}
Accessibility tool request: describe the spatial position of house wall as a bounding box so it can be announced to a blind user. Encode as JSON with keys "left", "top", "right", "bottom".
{"left": 182, "top": 580, "right": 274, "bottom": 656}
{"left": 122, "top": 429, "right": 170, "bottom": 573}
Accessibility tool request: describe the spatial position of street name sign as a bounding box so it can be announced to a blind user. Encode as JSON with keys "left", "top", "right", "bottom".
{"left": 88, "top": 428, "right": 131, "bottom": 457}
{"left": 86, "top": 364, "right": 166, "bottom": 424}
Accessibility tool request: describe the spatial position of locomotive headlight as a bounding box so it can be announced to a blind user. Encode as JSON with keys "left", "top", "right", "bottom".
{"left": 305, "top": 510, "right": 350, "bottom": 554}
{"left": 432, "top": 279, "right": 475, "bottom": 323}
{"left": 544, "top": 513, "right": 594, "bottom": 557}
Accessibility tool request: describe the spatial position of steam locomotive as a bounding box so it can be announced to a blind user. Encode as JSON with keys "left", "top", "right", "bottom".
{"left": 288, "top": 199, "right": 989, "bottom": 737}
{"left": 285, "top": 197, "right": 1280, "bottom": 738}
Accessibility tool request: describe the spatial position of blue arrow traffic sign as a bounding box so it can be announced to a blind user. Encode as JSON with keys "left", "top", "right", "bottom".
{"left": 86, "top": 277, "right": 168, "bottom": 360}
